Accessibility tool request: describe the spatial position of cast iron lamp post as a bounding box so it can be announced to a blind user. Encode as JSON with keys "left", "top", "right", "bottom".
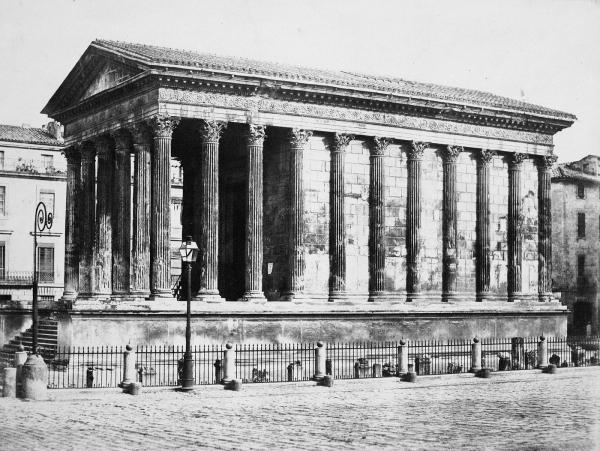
{"left": 179, "top": 236, "right": 198, "bottom": 391}
{"left": 21, "top": 201, "right": 53, "bottom": 400}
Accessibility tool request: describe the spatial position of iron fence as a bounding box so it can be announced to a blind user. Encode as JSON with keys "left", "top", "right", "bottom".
{"left": 41, "top": 336, "right": 600, "bottom": 389}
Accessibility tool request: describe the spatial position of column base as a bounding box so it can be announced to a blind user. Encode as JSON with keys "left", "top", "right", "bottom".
{"left": 242, "top": 291, "right": 267, "bottom": 303}
{"left": 368, "top": 291, "right": 387, "bottom": 302}
{"left": 441, "top": 292, "right": 462, "bottom": 302}
{"left": 150, "top": 290, "right": 173, "bottom": 301}
{"left": 60, "top": 291, "right": 78, "bottom": 302}
{"left": 538, "top": 293, "right": 553, "bottom": 302}
{"left": 328, "top": 291, "right": 348, "bottom": 302}
{"left": 129, "top": 290, "right": 151, "bottom": 298}
{"left": 281, "top": 291, "right": 306, "bottom": 303}
{"left": 406, "top": 292, "right": 427, "bottom": 302}
{"left": 194, "top": 291, "right": 225, "bottom": 303}
{"left": 476, "top": 293, "right": 494, "bottom": 302}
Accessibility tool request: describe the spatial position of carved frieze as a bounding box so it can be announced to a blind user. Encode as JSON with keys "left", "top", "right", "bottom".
{"left": 158, "top": 88, "right": 554, "bottom": 145}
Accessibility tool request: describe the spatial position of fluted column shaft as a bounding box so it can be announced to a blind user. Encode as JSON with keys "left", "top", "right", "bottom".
{"left": 476, "top": 150, "right": 495, "bottom": 301}
{"left": 287, "top": 129, "right": 312, "bottom": 299}
{"left": 244, "top": 125, "right": 267, "bottom": 301}
{"left": 195, "top": 120, "right": 226, "bottom": 301}
{"left": 150, "top": 115, "right": 179, "bottom": 298}
{"left": 329, "top": 134, "right": 352, "bottom": 301}
{"left": 111, "top": 130, "right": 132, "bottom": 296}
{"left": 369, "top": 137, "right": 389, "bottom": 301}
{"left": 181, "top": 155, "right": 195, "bottom": 241}
{"left": 406, "top": 142, "right": 427, "bottom": 300}
{"left": 130, "top": 124, "right": 152, "bottom": 296}
{"left": 508, "top": 153, "right": 526, "bottom": 301}
{"left": 93, "top": 137, "right": 113, "bottom": 296}
{"left": 537, "top": 155, "right": 557, "bottom": 302}
{"left": 78, "top": 144, "right": 96, "bottom": 297}
{"left": 62, "top": 147, "right": 80, "bottom": 299}
{"left": 442, "top": 146, "right": 461, "bottom": 301}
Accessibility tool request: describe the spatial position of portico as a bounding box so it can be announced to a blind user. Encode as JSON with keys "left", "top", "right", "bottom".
{"left": 38, "top": 40, "right": 575, "bottom": 344}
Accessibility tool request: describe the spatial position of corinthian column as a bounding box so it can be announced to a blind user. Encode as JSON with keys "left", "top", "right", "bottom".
{"left": 111, "top": 129, "right": 132, "bottom": 297}
{"left": 149, "top": 115, "right": 179, "bottom": 299}
{"left": 195, "top": 120, "right": 226, "bottom": 302}
{"left": 78, "top": 143, "right": 96, "bottom": 297}
{"left": 243, "top": 124, "right": 267, "bottom": 302}
{"left": 537, "top": 154, "right": 557, "bottom": 302}
{"left": 93, "top": 136, "right": 113, "bottom": 297}
{"left": 329, "top": 133, "right": 352, "bottom": 302}
{"left": 181, "top": 154, "right": 195, "bottom": 241}
{"left": 507, "top": 153, "right": 527, "bottom": 301}
{"left": 406, "top": 141, "right": 427, "bottom": 301}
{"left": 286, "top": 128, "right": 312, "bottom": 301}
{"left": 62, "top": 146, "right": 80, "bottom": 300}
{"left": 369, "top": 137, "right": 389, "bottom": 302}
{"left": 476, "top": 149, "right": 495, "bottom": 302}
{"left": 441, "top": 145, "right": 462, "bottom": 302}
{"left": 130, "top": 123, "right": 152, "bottom": 297}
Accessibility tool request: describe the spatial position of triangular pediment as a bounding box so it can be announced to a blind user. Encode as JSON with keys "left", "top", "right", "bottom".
{"left": 79, "top": 60, "right": 140, "bottom": 101}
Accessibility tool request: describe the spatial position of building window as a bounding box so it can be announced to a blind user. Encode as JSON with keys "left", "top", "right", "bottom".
{"left": 577, "top": 255, "right": 585, "bottom": 278}
{"left": 0, "top": 186, "right": 5, "bottom": 216}
{"left": 42, "top": 154, "right": 54, "bottom": 171}
{"left": 577, "top": 183, "right": 585, "bottom": 199}
{"left": 39, "top": 191, "right": 55, "bottom": 216}
{"left": 0, "top": 242, "right": 5, "bottom": 279}
{"left": 37, "top": 245, "right": 54, "bottom": 282}
{"left": 577, "top": 213, "right": 586, "bottom": 239}
{"left": 0, "top": 151, "right": 4, "bottom": 170}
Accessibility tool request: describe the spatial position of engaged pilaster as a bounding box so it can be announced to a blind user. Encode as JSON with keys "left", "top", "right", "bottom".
{"left": 93, "top": 136, "right": 114, "bottom": 297}
{"left": 507, "top": 153, "right": 527, "bottom": 301}
{"left": 130, "top": 123, "right": 152, "bottom": 297}
{"left": 149, "top": 115, "right": 179, "bottom": 299}
{"left": 78, "top": 143, "right": 96, "bottom": 297}
{"left": 537, "top": 154, "right": 557, "bottom": 302}
{"left": 111, "top": 129, "right": 132, "bottom": 297}
{"left": 62, "top": 146, "right": 81, "bottom": 300}
{"left": 195, "top": 120, "right": 226, "bottom": 302}
{"left": 328, "top": 133, "right": 352, "bottom": 302}
{"left": 441, "top": 145, "right": 462, "bottom": 302}
{"left": 286, "top": 128, "right": 312, "bottom": 301}
{"left": 244, "top": 124, "right": 267, "bottom": 302}
{"left": 406, "top": 141, "right": 427, "bottom": 301}
{"left": 476, "top": 150, "right": 495, "bottom": 302}
{"left": 368, "top": 137, "right": 389, "bottom": 302}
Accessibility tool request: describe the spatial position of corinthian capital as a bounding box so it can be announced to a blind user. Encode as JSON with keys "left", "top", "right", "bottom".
{"left": 62, "top": 145, "right": 81, "bottom": 164}
{"left": 246, "top": 124, "right": 267, "bottom": 146}
{"left": 199, "top": 120, "right": 227, "bottom": 142}
{"left": 537, "top": 154, "right": 558, "bottom": 171}
{"left": 150, "top": 115, "right": 180, "bottom": 138}
{"left": 129, "top": 122, "right": 153, "bottom": 146}
{"left": 289, "top": 129, "right": 313, "bottom": 147}
{"left": 110, "top": 128, "right": 132, "bottom": 154}
{"left": 442, "top": 145, "right": 463, "bottom": 162}
{"left": 370, "top": 137, "right": 390, "bottom": 156}
{"left": 94, "top": 135, "right": 113, "bottom": 158}
{"left": 509, "top": 152, "right": 528, "bottom": 167}
{"left": 329, "top": 133, "right": 353, "bottom": 153}
{"left": 408, "top": 141, "right": 428, "bottom": 160}
{"left": 478, "top": 149, "right": 496, "bottom": 166}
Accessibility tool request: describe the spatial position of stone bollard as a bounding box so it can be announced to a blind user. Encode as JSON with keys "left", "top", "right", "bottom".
{"left": 224, "top": 379, "right": 243, "bottom": 391}
{"left": 312, "top": 341, "right": 326, "bottom": 382}
{"left": 128, "top": 381, "right": 142, "bottom": 395}
{"left": 15, "top": 345, "right": 28, "bottom": 398}
{"left": 471, "top": 338, "right": 482, "bottom": 373}
{"left": 2, "top": 368, "right": 17, "bottom": 398}
{"left": 21, "top": 354, "right": 49, "bottom": 400}
{"left": 397, "top": 340, "right": 408, "bottom": 376}
{"left": 86, "top": 367, "right": 94, "bottom": 388}
{"left": 372, "top": 363, "right": 382, "bottom": 378}
{"left": 537, "top": 336, "right": 548, "bottom": 369}
{"left": 318, "top": 374, "right": 334, "bottom": 387}
{"left": 120, "top": 344, "right": 136, "bottom": 391}
{"left": 222, "top": 343, "right": 235, "bottom": 384}
{"left": 214, "top": 359, "right": 223, "bottom": 383}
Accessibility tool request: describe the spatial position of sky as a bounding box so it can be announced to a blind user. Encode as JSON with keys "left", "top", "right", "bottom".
{"left": 1, "top": 0, "right": 598, "bottom": 162}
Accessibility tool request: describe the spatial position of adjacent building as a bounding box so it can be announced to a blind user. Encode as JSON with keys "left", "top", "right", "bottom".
{"left": 552, "top": 155, "right": 600, "bottom": 335}
{"left": 2, "top": 39, "right": 577, "bottom": 346}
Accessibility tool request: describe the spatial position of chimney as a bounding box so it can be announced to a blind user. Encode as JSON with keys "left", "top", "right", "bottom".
{"left": 46, "top": 121, "right": 64, "bottom": 141}
{"left": 21, "top": 123, "right": 31, "bottom": 129}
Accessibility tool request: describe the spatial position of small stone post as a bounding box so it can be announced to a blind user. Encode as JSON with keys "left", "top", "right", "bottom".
{"left": 120, "top": 344, "right": 136, "bottom": 391}
{"left": 2, "top": 368, "right": 17, "bottom": 398}
{"left": 537, "top": 336, "right": 548, "bottom": 369}
{"left": 312, "top": 341, "right": 326, "bottom": 381}
{"left": 15, "top": 345, "right": 28, "bottom": 397}
{"left": 397, "top": 340, "right": 408, "bottom": 376}
{"left": 222, "top": 343, "right": 235, "bottom": 384}
{"left": 21, "top": 354, "right": 48, "bottom": 400}
{"left": 471, "top": 338, "right": 482, "bottom": 372}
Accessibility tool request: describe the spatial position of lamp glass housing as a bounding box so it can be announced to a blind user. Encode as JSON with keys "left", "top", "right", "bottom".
{"left": 179, "top": 238, "right": 199, "bottom": 263}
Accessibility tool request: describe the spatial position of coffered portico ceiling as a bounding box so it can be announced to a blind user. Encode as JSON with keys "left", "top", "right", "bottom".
{"left": 42, "top": 39, "right": 576, "bottom": 143}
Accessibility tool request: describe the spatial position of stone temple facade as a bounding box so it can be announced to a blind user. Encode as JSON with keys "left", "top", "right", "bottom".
{"left": 35, "top": 40, "right": 575, "bottom": 345}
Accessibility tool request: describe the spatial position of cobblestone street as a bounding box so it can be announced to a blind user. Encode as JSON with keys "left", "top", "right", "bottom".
{"left": 1, "top": 367, "right": 599, "bottom": 450}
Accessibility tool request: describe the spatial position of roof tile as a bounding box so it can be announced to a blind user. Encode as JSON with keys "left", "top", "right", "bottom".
{"left": 0, "top": 124, "right": 63, "bottom": 146}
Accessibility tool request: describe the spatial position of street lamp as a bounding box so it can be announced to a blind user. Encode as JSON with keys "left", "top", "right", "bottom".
{"left": 179, "top": 236, "right": 198, "bottom": 391}
{"left": 21, "top": 201, "right": 53, "bottom": 400}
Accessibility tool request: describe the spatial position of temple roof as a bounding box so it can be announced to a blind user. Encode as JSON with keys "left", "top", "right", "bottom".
{"left": 0, "top": 124, "right": 63, "bottom": 146}
{"left": 88, "top": 39, "right": 575, "bottom": 121}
